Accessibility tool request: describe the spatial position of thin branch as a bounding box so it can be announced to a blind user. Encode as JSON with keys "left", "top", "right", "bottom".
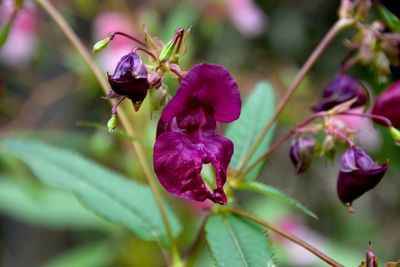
{"left": 241, "top": 112, "right": 325, "bottom": 177}
{"left": 34, "top": 0, "right": 181, "bottom": 264}
{"left": 227, "top": 207, "right": 345, "bottom": 267}
{"left": 236, "top": 18, "right": 354, "bottom": 174}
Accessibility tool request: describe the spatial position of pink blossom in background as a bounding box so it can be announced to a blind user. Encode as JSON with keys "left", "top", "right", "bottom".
{"left": 92, "top": 11, "right": 137, "bottom": 72}
{"left": 227, "top": 0, "right": 267, "bottom": 38}
{"left": 275, "top": 217, "right": 326, "bottom": 266}
{"left": 0, "top": 0, "right": 39, "bottom": 68}
{"left": 336, "top": 107, "right": 381, "bottom": 151}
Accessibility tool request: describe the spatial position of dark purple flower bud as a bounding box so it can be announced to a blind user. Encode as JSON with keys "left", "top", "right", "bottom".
{"left": 312, "top": 75, "right": 367, "bottom": 112}
{"left": 153, "top": 63, "right": 241, "bottom": 205}
{"left": 337, "top": 146, "right": 387, "bottom": 205}
{"left": 366, "top": 242, "right": 378, "bottom": 267}
{"left": 108, "top": 52, "right": 149, "bottom": 111}
{"left": 372, "top": 80, "right": 400, "bottom": 128}
{"left": 289, "top": 137, "right": 316, "bottom": 174}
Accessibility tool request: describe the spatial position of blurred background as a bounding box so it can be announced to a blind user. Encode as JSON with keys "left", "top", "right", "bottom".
{"left": 1, "top": 0, "right": 399, "bottom": 266}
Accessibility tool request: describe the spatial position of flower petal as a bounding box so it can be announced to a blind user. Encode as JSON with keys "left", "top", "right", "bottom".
{"left": 153, "top": 131, "right": 234, "bottom": 204}
{"left": 372, "top": 80, "right": 400, "bottom": 128}
{"left": 337, "top": 163, "right": 387, "bottom": 204}
{"left": 161, "top": 63, "right": 241, "bottom": 124}
{"left": 312, "top": 75, "right": 367, "bottom": 112}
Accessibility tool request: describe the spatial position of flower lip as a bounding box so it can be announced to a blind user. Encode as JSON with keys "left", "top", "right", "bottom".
{"left": 337, "top": 146, "right": 387, "bottom": 204}
{"left": 372, "top": 80, "right": 400, "bottom": 128}
{"left": 153, "top": 63, "right": 241, "bottom": 204}
{"left": 312, "top": 75, "right": 367, "bottom": 112}
{"left": 107, "top": 52, "right": 149, "bottom": 107}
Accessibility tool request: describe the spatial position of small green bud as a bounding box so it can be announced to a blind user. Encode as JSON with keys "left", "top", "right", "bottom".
{"left": 92, "top": 37, "right": 112, "bottom": 53}
{"left": 389, "top": 126, "right": 400, "bottom": 146}
{"left": 159, "top": 28, "right": 184, "bottom": 63}
{"left": 107, "top": 115, "right": 117, "bottom": 132}
{"left": 159, "top": 40, "right": 176, "bottom": 63}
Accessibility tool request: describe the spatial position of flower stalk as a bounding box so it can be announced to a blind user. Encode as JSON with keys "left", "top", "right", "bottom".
{"left": 227, "top": 207, "right": 345, "bottom": 267}
{"left": 236, "top": 17, "right": 355, "bottom": 175}
{"left": 34, "top": 0, "right": 181, "bottom": 264}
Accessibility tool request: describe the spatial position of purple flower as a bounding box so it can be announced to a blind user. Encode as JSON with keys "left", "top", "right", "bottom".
{"left": 153, "top": 63, "right": 241, "bottom": 204}
{"left": 312, "top": 75, "right": 367, "bottom": 112}
{"left": 289, "top": 137, "right": 316, "bottom": 174}
{"left": 337, "top": 146, "right": 387, "bottom": 205}
{"left": 108, "top": 52, "right": 149, "bottom": 110}
{"left": 372, "top": 80, "right": 400, "bottom": 128}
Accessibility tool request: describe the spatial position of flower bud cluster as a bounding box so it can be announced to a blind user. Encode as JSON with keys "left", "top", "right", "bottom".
{"left": 94, "top": 27, "right": 191, "bottom": 130}
{"left": 289, "top": 72, "right": 395, "bottom": 208}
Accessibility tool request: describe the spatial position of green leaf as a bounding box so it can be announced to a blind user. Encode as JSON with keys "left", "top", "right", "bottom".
{"left": 0, "top": 12, "right": 16, "bottom": 47}
{"left": 234, "top": 181, "right": 317, "bottom": 219}
{"left": 42, "top": 243, "right": 113, "bottom": 267}
{"left": 225, "top": 81, "right": 276, "bottom": 179}
{"left": 0, "top": 177, "right": 111, "bottom": 230}
{"left": 0, "top": 138, "right": 181, "bottom": 245}
{"left": 205, "top": 214, "right": 275, "bottom": 267}
{"left": 376, "top": 5, "right": 400, "bottom": 32}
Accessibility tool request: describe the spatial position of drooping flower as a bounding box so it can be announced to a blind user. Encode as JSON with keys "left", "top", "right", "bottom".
{"left": 153, "top": 63, "right": 241, "bottom": 204}
{"left": 312, "top": 75, "right": 367, "bottom": 112}
{"left": 108, "top": 51, "right": 149, "bottom": 110}
{"left": 371, "top": 80, "right": 400, "bottom": 128}
{"left": 337, "top": 146, "right": 387, "bottom": 205}
{"left": 289, "top": 136, "right": 316, "bottom": 174}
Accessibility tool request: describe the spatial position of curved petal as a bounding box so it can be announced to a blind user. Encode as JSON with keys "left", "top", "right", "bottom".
{"left": 161, "top": 63, "right": 241, "bottom": 124}
{"left": 312, "top": 75, "right": 366, "bottom": 112}
{"left": 153, "top": 131, "right": 234, "bottom": 204}
{"left": 337, "top": 163, "right": 387, "bottom": 204}
{"left": 372, "top": 80, "right": 400, "bottom": 128}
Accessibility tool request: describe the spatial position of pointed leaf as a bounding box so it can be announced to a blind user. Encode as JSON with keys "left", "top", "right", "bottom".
{"left": 205, "top": 214, "right": 275, "bottom": 267}
{"left": 0, "top": 177, "right": 110, "bottom": 230}
{"left": 0, "top": 138, "right": 181, "bottom": 245}
{"left": 376, "top": 5, "right": 400, "bottom": 32}
{"left": 0, "top": 11, "right": 16, "bottom": 47}
{"left": 226, "top": 81, "right": 276, "bottom": 179}
{"left": 234, "top": 181, "right": 317, "bottom": 219}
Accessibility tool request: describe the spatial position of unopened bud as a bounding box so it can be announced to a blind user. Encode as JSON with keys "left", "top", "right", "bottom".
{"left": 107, "top": 115, "right": 117, "bottom": 132}
{"left": 389, "top": 127, "right": 400, "bottom": 146}
{"left": 337, "top": 146, "right": 387, "bottom": 205}
{"left": 92, "top": 36, "right": 112, "bottom": 53}
{"left": 366, "top": 242, "right": 378, "bottom": 267}
{"left": 289, "top": 136, "right": 316, "bottom": 174}
{"left": 159, "top": 28, "right": 184, "bottom": 63}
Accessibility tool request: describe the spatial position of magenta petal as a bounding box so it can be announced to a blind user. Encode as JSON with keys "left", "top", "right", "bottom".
{"left": 153, "top": 131, "right": 233, "bottom": 204}
{"left": 337, "top": 146, "right": 387, "bottom": 204}
{"left": 372, "top": 80, "right": 400, "bottom": 128}
{"left": 161, "top": 63, "right": 241, "bottom": 124}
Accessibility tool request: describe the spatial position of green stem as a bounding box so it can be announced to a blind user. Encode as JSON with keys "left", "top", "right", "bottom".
{"left": 34, "top": 0, "right": 181, "bottom": 264}
{"left": 227, "top": 207, "right": 345, "bottom": 267}
{"left": 236, "top": 18, "right": 354, "bottom": 175}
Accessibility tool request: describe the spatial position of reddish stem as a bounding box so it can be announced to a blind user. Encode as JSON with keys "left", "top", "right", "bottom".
{"left": 341, "top": 111, "right": 392, "bottom": 127}
{"left": 109, "top": 31, "right": 147, "bottom": 47}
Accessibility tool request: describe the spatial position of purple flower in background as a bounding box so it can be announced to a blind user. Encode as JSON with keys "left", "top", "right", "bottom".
{"left": 312, "top": 75, "right": 367, "bottom": 112}
{"left": 153, "top": 63, "right": 241, "bottom": 204}
{"left": 289, "top": 137, "right": 316, "bottom": 174}
{"left": 372, "top": 80, "right": 400, "bottom": 128}
{"left": 337, "top": 146, "right": 387, "bottom": 205}
{"left": 108, "top": 52, "right": 149, "bottom": 110}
